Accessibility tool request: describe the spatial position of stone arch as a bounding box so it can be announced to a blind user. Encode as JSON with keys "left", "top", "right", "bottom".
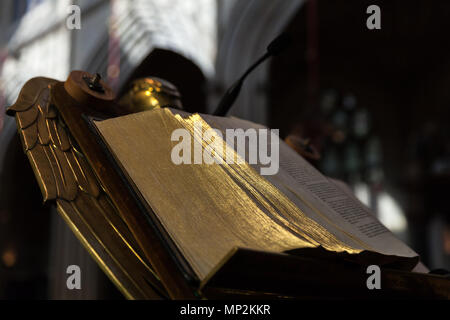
{"left": 78, "top": 0, "right": 216, "bottom": 112}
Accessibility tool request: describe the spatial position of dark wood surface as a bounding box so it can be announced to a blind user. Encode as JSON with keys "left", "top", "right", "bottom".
{"left": 201, "top": 248, "right": 450, "bottom": 299}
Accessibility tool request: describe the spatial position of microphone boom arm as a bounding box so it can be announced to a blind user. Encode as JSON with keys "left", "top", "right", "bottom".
{"left": 213, "top": 33, "right": 291, "bottom": 117}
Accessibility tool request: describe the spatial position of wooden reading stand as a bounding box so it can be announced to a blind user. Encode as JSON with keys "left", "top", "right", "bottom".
{"left": 6, "top": 71, "right": 450, "bottom": 300}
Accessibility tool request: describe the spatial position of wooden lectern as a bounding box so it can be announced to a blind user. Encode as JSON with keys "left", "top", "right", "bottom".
{"left": 6, "top": 71, "right": 450, "bottom": 300}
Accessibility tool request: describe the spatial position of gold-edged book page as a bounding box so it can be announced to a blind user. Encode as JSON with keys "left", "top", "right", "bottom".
{"left": 92, "top": 108, "right": 365, "bottom": 280}
{"left": 196, "top": 114, "right": 419, "bottom": 263}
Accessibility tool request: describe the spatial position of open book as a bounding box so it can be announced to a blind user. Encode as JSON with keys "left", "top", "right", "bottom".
{"left": 90, "top": 107, "right": 419, "bottom": 284}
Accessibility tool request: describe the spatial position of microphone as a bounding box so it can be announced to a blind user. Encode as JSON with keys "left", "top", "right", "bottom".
{"left": 213, "top": 32, "right": 292, "bottom": 117}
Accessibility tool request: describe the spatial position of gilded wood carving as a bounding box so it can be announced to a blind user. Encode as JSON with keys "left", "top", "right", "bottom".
{"left": 6, "top": 77, "right": 166, "bottom": 299}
